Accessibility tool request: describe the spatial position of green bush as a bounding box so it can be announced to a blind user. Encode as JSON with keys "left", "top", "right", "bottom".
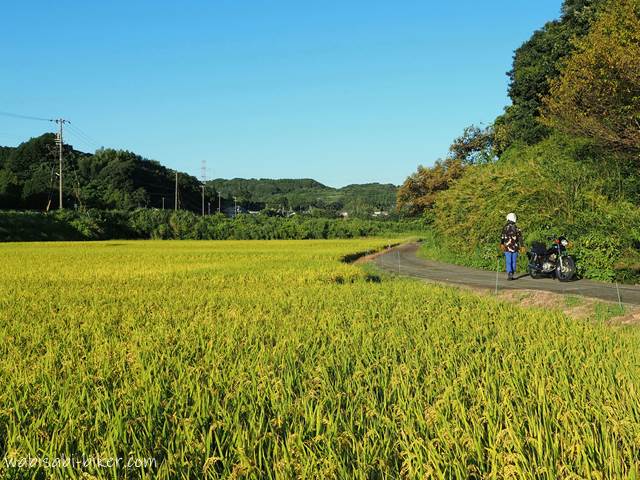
{"left": 0, "top": 210, "right": 427, "bottom": 242}
{"left": 572, "top": 232, "right": 621, "bottom": 281}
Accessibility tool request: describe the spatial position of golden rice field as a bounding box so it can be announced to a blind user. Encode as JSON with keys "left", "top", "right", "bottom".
{"left": 1, "top": 239, "right": 640, "bottom": 479}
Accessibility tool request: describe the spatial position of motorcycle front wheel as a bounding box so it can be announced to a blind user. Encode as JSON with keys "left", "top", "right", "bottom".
{"left": 556, "top": 256, "right": 576, "bottom": 282}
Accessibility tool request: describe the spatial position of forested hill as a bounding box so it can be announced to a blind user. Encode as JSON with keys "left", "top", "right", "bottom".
{"left": 209, "top": 178, "right": 397, "bottom": 214}
{"left": 0, "top": 133, "right": 205, "bottom": 212}
{"left": 0, "top": 133, "right": 396, "bottom": 215}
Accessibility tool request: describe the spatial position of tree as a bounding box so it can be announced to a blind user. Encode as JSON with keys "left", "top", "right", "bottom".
{"left": 562, "top": 0, "right": 608, "bottom": 30}
{"left": 21, "top": 163, "right": 55, "bottom": 209}
{"left": 396, "top": 158, "right": 465, "bottom": 216}
{"left": 0, "top": 146, "right": 12, "bottom": 169}
{"left": 494, "top": 0, "right": 607, "bottom": 152}
{"left": 542, "top": 0, "right": 640, "bottom": 154}
{"left": 449, "top": 125, "right": 496, "bottom": 165}
{"left": 77, "top": 149, "right": 205, "bottom": 211}
{"left": 0, "top": 169, "right": 20, "bottom": 209}
{"left": 493, "top": 22, "right": 570, "bottom": 151}
{"left": 398, "top": 123, "right": 497, "bottom": 217}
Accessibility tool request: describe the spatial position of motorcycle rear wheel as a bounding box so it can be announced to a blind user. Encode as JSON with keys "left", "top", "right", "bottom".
{"left": 528, "top": 265, "right": 543, "bottom": 279}
{"left": 556, "top": 256, "right": 576, "bottom": 282}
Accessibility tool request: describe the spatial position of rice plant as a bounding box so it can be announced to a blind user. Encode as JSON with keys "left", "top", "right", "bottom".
{"left": 0, "top": 239, "right": 639, "bottom": 479}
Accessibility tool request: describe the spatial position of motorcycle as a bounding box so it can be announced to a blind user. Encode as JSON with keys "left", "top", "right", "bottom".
{"left": 526, "top": 235, "right": 576, "bottom": 282}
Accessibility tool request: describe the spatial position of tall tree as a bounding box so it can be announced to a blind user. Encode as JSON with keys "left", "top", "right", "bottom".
{"left": 542, "top": 0, "right": 640, "bottom": 154}
{"left": 396, "top": 158, "right": 465, "bottom": 216}
{"left": 494, "top": 0, "right": 607, "bottom": 152}
{"left": 449, "top": 125, "right": 495, "bottom": 165}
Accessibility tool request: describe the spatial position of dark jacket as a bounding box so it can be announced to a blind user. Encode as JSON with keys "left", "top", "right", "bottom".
{"left": 501, "top": 221, "right": 523, "bottom": 253}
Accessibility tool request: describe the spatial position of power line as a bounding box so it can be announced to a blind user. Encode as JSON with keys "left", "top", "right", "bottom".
{"left": 66, "top": 123, "right": 102, "bottom": 150}
{"left": 68, "top": 123, "right": 100, "bottom": 144}
{"left": 1, "top": 109, "right": 67, "bottom": 209}
{"left": 0, "top": 109, "right": 104, "bottom": 153}
{"left": 0, "top": 110, "right": 52, "bottom": 122}
{"left": 64, "top": 128, "right": 100, "bottom": 153}
{"left": 1, "top": 108, "right": 202, "bottom": 212}
{"left": 65, "top": 126, "right": 95, "bottom": 146}
{"left": 69, "top": 164, "right": 84, "bottom": 210}
{"left": 46, "top": 157, "right": 57, "bottom": 212}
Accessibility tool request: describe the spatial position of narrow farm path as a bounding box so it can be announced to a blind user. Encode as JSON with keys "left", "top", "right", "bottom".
{"left": 374, "top": 243, "right": 640, "bottom": 306}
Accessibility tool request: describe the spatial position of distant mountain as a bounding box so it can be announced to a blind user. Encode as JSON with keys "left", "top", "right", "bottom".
{"left": 208, "top": 178, "right": 397, "bottom": 214}
{"left": 209, "top": 178, "right": 329, "bottom": 199}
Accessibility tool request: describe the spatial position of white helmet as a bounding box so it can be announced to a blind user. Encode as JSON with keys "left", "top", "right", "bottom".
{"left": 506, "top": 212, "right": 517, "bottom": 223}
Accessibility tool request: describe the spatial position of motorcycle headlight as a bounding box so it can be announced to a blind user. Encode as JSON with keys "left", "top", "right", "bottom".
{"left": 561, "top": 239, "right": 569, "bottom": 247}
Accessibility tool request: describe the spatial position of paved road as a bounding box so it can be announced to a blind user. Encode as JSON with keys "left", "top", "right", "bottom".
{"left": 374, "top": 243, "right": 640, "bottom": 306}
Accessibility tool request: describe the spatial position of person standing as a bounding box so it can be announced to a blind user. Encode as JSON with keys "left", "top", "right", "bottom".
{"left": 500, "top": 212, "right": 523, "bottom": 281}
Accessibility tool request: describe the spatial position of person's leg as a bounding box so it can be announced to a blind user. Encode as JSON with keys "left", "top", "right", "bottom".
{"left": 505, "top": 252, "right": 513, "bottom": 276}
{"left": 511, "top": 252, "right": 519, "bottom": 277}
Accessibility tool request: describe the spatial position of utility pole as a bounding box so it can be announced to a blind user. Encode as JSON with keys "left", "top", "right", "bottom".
{"left": 200, "top": 160, "right": 207, "bottom": 217}
{"left": 174, "top": 171, "right": 178, "bottom": 211}
{"left": 162, "top": 197, "right": 165, "bottom": 210}
{"left": 234, "top": 196, "right": 237, "bottom": 218}
{"left": 201, "top": 185, "right": 205, "bottom": 216}
{"left": 54, "top": 118, "right": 68, "bottom": 209}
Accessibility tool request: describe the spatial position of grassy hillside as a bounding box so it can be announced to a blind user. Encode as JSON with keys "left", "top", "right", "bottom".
{"left": 1, "top": 240, "right": 639, "bottom": 478}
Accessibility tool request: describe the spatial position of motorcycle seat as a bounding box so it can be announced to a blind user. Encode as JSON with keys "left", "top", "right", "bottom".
{"left": 530, "top": 242, "right": 547, "bottom": 256}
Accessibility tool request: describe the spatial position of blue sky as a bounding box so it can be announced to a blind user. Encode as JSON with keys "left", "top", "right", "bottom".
{"left": 1, "top": 0, "right": 562, "bottom": 186}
